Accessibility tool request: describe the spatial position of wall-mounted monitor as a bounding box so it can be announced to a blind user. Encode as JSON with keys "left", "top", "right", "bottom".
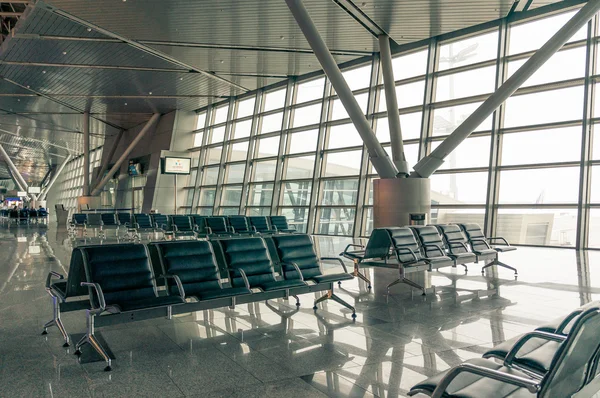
{"left": 161, "top": 157, "right": 191, "bottom": 175}
{"left": 28, "top": 186, "right": 41, "bottom": 194}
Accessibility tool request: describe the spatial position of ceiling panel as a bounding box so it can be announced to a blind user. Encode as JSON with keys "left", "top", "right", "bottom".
{"left": 57, "top": 96, "right": 213, "bottom": 114}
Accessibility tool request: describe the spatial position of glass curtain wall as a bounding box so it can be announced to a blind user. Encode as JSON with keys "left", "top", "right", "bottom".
{"left": 187, "top": 5, "right": 600, "bottom": 248}
{"left": 54, "top": 147, "right": 103, "bottom": 212}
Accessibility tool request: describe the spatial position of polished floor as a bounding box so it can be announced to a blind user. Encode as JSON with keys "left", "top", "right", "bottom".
{"left": 0, "top": 223, "right": 599, "bottom": 397}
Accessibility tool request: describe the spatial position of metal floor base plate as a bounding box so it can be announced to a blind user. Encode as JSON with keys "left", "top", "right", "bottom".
{"left": 70, "top": 333, "right": 116, "bottom": 364}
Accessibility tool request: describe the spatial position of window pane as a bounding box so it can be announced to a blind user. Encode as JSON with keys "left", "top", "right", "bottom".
{"left": 224, "top": 163, "right": 245, "bottom": 184}
{"left": 296, "top": 78, "right": 325, "bottom": 104}
{"left": 186, "top": 169, "right": 197, "bottom": 187}
{"left": 379, "top": 80, "right": 425, "bottom": 110}
{"left": 247, "top": 207, "right": 271, "bottom": 216}
{"left": 229, "top": 141, "right": 249, "bottom": 162}
{"left": 191, "top": 152, "right": 200, "bottom": 167}
{"left": 432, "top": 102, "right": 493, "bottom": 136}
{"left": 220, "top": 207, "right": 240, "bottom": 216}
{"left": 221, "top": 185, "right": 242, "bottom": 206}
{"left": 214, "top": 105, "right": 229, "bottom": 124}
{"left": 198, "top": 189, "right": 215, "bottom": 206}
{"left": 430, "top": 171, "right": 488, "bottom": 204}
{"left": 392, "top": 49, "right": 428, "bottom": 80}
{"left": 288, "top": 129, "right": 318, "bottom": 154}
{"left": 587, "top": 209, "right": 600, "bottom": 247}
{"left": 237, "top": 97, "right": 255, "bottom": 119}
{"left": 341, "top": 64, "right": 371, "bottom": 92}
{"left": 323, "top": 150, "right": 362, "bottom": 177}
{"left": 368, "top": 143, "right": 419, "bottom": 173}
{"left": 202, "top": 167, "right": 219, "bottom": 185}
{"left": 362, "top": 207, "right": 374, "bottom": 236}
{"left": 253, "top": 160, "right": 277, "bottom": 182}
{"left": 501, "top": 126, "right": 582, "bottom": 165}
{"left": 282, "top": 181, "right": 312, "bottom": 206}
{"left": 210, "top": 126, "right": 226, "bottom": 144}
{"left": 509, "top": 10, "right": 587, "bottom": 55}
{"left": 284, "top": 155, "right": 315, "bottom": 179}
{"left": 590, "top": 166, "right": 600, "bottom": 203}
{"left": 327, "top": 124, "right": 363, "bottom": 149}
{"left": 279, "top": 207, "right": 309, "bottom": 233}
{"left": 196, "top": 113, "right": 206, "bottom": 130}
{"left": 435, "top": 66, "right": 496, "bottom": 102}
{"left": 439, "top": 31, "right": 498, "bottom": 70}
{"left": 317, "top": 208, "right": 356, "bottom": 236}
{"left": 431, "top": 136, "right": 490, "bottom": 170}
{"left": 497, "top": 208, "right": 577, "bottom": 246}
{"left": 248, "top": 183, "right": 273, "bottom": 206}
{"left": 233, "top": 119, "right": 252, "bottom": 139}
{"left": 260, "top": 112, "right": 283, "bottom": 134}
{"left": 206, "top": 146, "right": 222, "bottom": 164}
{"left": 330, "top": 93, "right": 369, "bottom": 121}
{"left": 292, "top": 103, "right": 322, "bottom": 128}
{"left": 255, "top": 136, "right": 280, "bottom": 158}
{"left": 197, "top": 207, "right": 213, "bottom": 216}
{"left": 504, "top": 86, "right": 584, "bottom": 128}
{"left": 499, "top": 167, "right": 579, "bottom": 204}
{"left": 263, "top": 88, "right": 287, "bottom": 112}
{"left": 508, "top": 47, "right": 586, "bottom": 87}
{"left": 193, "top": 131, "right": 203, "bottom": 147}
{"left": 320, "top": 179, "right": 359, "bottom": 206}
{"left": 431, "top": 208, "right": 485, "bottom": 226}
{"left": 375, "top": 112, "right": 423, "bottom": 142}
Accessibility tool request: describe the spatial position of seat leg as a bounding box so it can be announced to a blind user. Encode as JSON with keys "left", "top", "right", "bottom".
{"left": 329, "top": 293, "right": 356, "bottom": 318}
{"left": 313, "top": 292, "right": 331, "bottom": 309}
{"left": 388, "top": 277, "right": 426, "bottom": 296}
{"left": 42, "top": 296, "right": 70, "bottom": 347}
{"left": 496, "top": 261, "right": 518, "bottom": 278}
{"left": 88, "top": 334, "right": 112, "bottom": 371}
{"left": 353, "top": 260, "right": 371, "bottom": 289}
{"left": 460, "top": 264, "right": 468, "bottom": 273}
{"left": 292, "top": 295, "right": 300, "bottom": 307}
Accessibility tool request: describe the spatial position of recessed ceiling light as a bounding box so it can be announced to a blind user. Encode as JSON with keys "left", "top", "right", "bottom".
{"left": 179, "top": 77, "right": 183, "bottom": 81}
{"left": 42, "top": 70, "right": 46, "bottom": 74}
{"left": 124, "top": 102, "right": 128, "bottom": 106}
{"left": 87, "top": 28, "right": 92, "bottom": 32}
{"left": 280, "top": 36, "right": 285, "bottom": 40}
{"left": 26, "top": 85, "right": 30, "bottom": 89}
{"left": 148, "top": 92, "right": 152, "bottom": 95}
{"left": 62, "top": 51, "right": 67, "bottom": 55}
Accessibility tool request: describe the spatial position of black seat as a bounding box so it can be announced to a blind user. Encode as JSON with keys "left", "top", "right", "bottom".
{"left": 228, "top": 216, "right": 255, "bottom": 235}
{"left": 206, "top": 216, "right": 233, "bottom": 236}
{"left": 152, "top": 214, "right": 171, "bottom": 233}
{"left": 100, "top": 213, "right": 119, "bottom": 236}
{"left": 272, "top": 234, "right": 355, "bottom": 316}
{"left": 170, "top": 215, "right": 197, "bottom": 239}
{"left": 154, "top": 241, "right": 251, "bottom": 300}
{"left": 219, "top": 237, "right": 307, "bottom": 292}
{"left": 76, "top": 243, "right": 185, "bottom": 371}
{"left": 191, "top": 215, "right": 209, "bottom": 236}
{"left": 133, "top": 213, "right": 155, "bottom": 230}
{"left": 460, "top": 223, "right": 518, "bottom": 277}
{"left": 116, "top": 212, "right": 131, "bottom": 227}
{"left": 70, "top": 213, "right": 87, "bottom": 228}
{"left": 435, "top": 224, "right": 478, "bottom": 271}
{"left": 248, "top": 216, "right": 277, "bottom": 234}
{"left": 409, "top": 306, "right": 600, "bottom": 398}
{"left": 409, "top": 226, "right": 456, "bottom": 271}
{"left": 270, "top": 216, "right": 297, "bottom": 233}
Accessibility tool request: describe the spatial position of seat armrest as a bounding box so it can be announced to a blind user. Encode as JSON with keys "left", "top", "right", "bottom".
{"left": 487, "top": 236, "right": 511, "bottom": 246}
{"left": 280, "top": 261, "right": 304, "bottom": 281}
{"left": 394, "top": 247, "right": 419, "bottom": 263}
{"left": 422, "top": 243, "right": 446, "bottom": 257}
{"left": 320, "top": 257, "right": 349, "bottom": 273}
{"left": 172, "top": 225, "right": 179, "bottom": 232}
{"left": 45, "top": 271, "right": 64, "bottom": 290}
{"left": 206, "top": 226, "right": 213, "bottom": 234}
{"left": 81, "top": 282, "right": 106, "bottom": 313}
{"left": 134, "top": 222, "right": 140, "bottom": 229}
{"left": 342, "top": 243, "right": 364, "bottom": 254}
{"left": 250, "top": 225, "right": 257, "bottom": 233}
{"left": 555, "top": 309, "right": 584, "bottom": 334}
{"left": 228, "top": 226, "right": 235, "bottom": 233}
{"left": 504, "top": 331, "right": 567, "bottom": 367}
{"left": 238, "top": 269, "right": 251, "bottom": 290}
{"left": 431, "top": 363, "right": 540, "bottom": 398}
{"left": 470, "top": 238, "right": 492, "bottom": 249}
{"left": 158, "top": 274, "right": 186, "bottom": 299}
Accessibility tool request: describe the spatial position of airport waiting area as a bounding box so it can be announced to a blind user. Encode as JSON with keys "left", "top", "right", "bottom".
{"left": 2, "top": 0, "right": 600, "bottom": 397}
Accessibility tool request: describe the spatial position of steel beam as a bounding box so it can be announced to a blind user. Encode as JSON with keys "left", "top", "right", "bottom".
{"left": 39, "top": 154, "right": 72, "bottom": 200}
{"left": 83, "top": 112, "right": 90, "bottom": 196}
{"left": 378, "top": 34, "right": 409, "bottom": 176}
{"left": 0, "top": 143, "right": 27, "bottom": 191}
{"left": 93, "top": 130, "right": 123, "bottom": 190}
{"left": 91, "top": 113, "right": 160, "bottom": 196}
{"left": 412, "top": 0, "right": 600, "bottom": 178}
{"left": 285, "top": 0, "right": 397, "bottom": 179}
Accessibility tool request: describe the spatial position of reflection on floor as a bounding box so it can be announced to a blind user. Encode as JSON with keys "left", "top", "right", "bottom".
{"left": 0, "top": 223, "right": 598, "bottom": 397}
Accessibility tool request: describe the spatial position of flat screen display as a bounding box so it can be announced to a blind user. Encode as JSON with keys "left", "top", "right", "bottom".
{"left": 162, "top": 157, "right": 191, "bottom": 175}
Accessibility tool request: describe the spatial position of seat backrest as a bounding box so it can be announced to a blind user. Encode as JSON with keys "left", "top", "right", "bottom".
{"left": 436, "top": 224, "right": 470, "bottom": 255}
{"left": 272, "top": 234, "right": 322, "bottom": 280}
{"left": 73, "top": 213, "right": 87, "bottom": 224}
{"left": 363, "top": 228, "right": 394, "bottom": 259}
{"left": 171, "top": 215, "right": 193, "bottom": 232}
{"left": 80, "top": 244, "right": 158, "bottom": 307}
{"left": 228, "top": 216, "right": 250, "bottom": 233}
{"left": 270, "top": 216, "right": 289, "bottom": 231}
{"left": 385, "top": 227, "right": 423, "bottom": 263}
{"left": 101, "top": 213, "right": 117, "bottom": 226}
{"left": 411, "top": 226, "right": 447, "bottom": 258}
{"left": 152, "top": 214, "right": 170, "bottom": 229}
{"left": 65, "top": 247, "right": 94, "bottom": 297}
{"left": 192, "top": 215, "right": 209, "bottom": 234}
{"left": 249, "top": 216, "right": 273, "bottom": 232}
{"left": 219, "top": 237, "right": 276, "bottom": 288}
{"left": 134, "top": 213, "right": 153, "bottom": 229}
{"left": 207, "top": 216, "right": 228, "bottom": 233}
{"left": 541, "top": 307, "right": 600, "bottom": 397}
{"left": 154, "top": 241, "right": 221, "bottom": 295}
{"left": 460, "top": 223, "right": 489, "bottom": 252}
{"left": 117, "top": 212, "right": 131, "bottom": 225}
{"left": 86, "top": 213, "right": 103, "bottom": 226}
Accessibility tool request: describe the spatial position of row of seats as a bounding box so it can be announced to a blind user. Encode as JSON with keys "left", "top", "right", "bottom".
{"left": 68, "top": 213, "right": 297, "bottom": 240}
{"left": 42, "top": 234, "right": 353, "bottom": 371}
{"left": 0, "top": 208, "right": 49, "bottom": 224}
{"left": 341, "top": 223, "right": 517, "bottom": 295}
{"left": 409, "top": 301, "right": 600, "bottom": 397}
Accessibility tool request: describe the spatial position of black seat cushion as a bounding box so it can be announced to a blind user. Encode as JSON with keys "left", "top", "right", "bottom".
{"left": 341, "top": 250, "right": 365, "bottom": 260}
{"left": 259, "top": 279, "right": 307, "bottom": 291}
{"left": 115, "top": 295, "right": 185, "bottom": 312}
{"left": 313, "top": 273, "right": 354, "bottom": 283}
{"left": 50, "top": 281, "right": 68, "bottom": 299}
{"left": 197, "top": 286, "right": 251, "bottom": 300}
{"left": 495, "top": 246, "right": 517, "bottom": 252}
{"left": 483, "top": 336, "right": 560, "bottom": 374}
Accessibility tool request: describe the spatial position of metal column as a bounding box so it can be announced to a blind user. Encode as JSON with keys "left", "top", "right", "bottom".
{"left": 412, "top": 0, "right": 600, "bottom": 178}
{"left": 285, "top": 0, "right": 398, "bottom": 179}
{"left": 39, "top": 154, "right": 73, "bottom": 200}
{"left": 91, "top": 113, "right": 160, "bottom": 196}
{"left": 0, "top": 143, "right": 27, "bottom": 192}
{"left": 379, "top": 34, "right": 409, "bottom": 176}
{"left": 93, "top": 129, "right": 123, "bottom": 190}
{"left": 83, "top": 112, "right": 90, "bottom": 196}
